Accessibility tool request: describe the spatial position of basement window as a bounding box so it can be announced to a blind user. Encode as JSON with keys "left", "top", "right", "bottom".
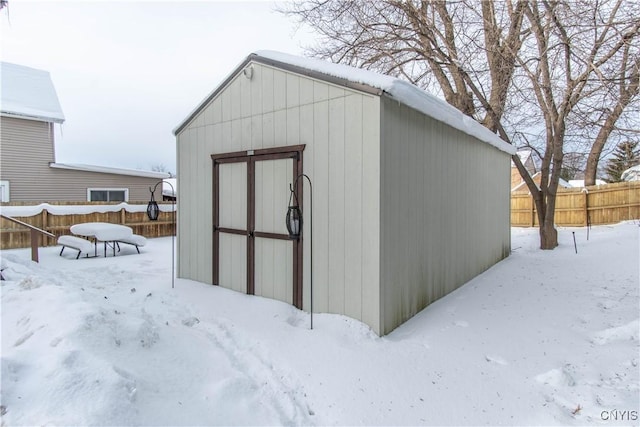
{"left": 87, "top": 188, "right": 128, "bottom": 202}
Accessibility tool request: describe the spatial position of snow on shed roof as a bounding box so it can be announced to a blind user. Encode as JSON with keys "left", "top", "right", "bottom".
{"left": 50, "top": 163, "right": 170, "bottom": 179}
{"left": 1, "top": 62, "right": 65, "bottom": 123}
{"left": 175, "top": 51, "right": 515, "bottom": 155}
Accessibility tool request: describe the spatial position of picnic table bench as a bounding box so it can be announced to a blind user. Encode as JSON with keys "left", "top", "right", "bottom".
{"left": 57, "top": 222, "right": 146, "bottom": 258}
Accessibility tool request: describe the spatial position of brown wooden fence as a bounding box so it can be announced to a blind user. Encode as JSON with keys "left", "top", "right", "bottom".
{"left": 0, "top": 202, "right": 175, "bottom": 250}
{"left": 511, "top": 181, "right": 640, "bottom": 227}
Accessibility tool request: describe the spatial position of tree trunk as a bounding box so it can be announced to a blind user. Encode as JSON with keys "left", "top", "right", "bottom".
{"left": 539, "top": 220, "right": 558, "bottom": 249}
{"left": 535, "top": 179, "right": 559, "bottom": 250}
{"left": 584, "top": 56, "right": 639, "bottom": 186}
{"left": 583, "top": 150, "right": 601, "bottom": 186}
{"left": 538, "top": 141, "right": 564, "bottom": 249}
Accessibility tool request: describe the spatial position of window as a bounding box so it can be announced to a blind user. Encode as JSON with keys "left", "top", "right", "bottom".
{"left": 0, "top": 180, "right": 9, "bottom": 202}
{"left": 87, "top": 188, "right": 128, "bottom": 202}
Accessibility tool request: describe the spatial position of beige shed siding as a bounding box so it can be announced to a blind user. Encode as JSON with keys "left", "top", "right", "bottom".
{"left": 1, "top": 116, "right": 163, "bottom": 202}
{"left": 176, "top": 62, "right": 382, "bottom": 333}
{"left": 379, "top": 98, "right": 510, "bottom": 335}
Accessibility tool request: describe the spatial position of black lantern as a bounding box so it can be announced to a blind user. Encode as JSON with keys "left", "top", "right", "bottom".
{"left": 286, "top": 205, "right": 302, "bottom": 239}
{"left": 286, "top": 184, "right": 303, "bottom": 239}
{"left": 146, "top": 191, "right": 160, "bottom": 221}
{"left": 287, "top": 173, "right": 313, "bottom": 330}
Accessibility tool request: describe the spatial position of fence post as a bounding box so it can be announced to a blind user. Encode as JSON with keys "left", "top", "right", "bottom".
{"left": 530, "top": 194, "right": 535, "bottom": 227}
{"left": 629, "top": 182, "right": 632, "bottom": 221}
{"left": 582, "top": 188, "right": 589, "bottom": 226}
{"left": 120, "top": 207, "right": 126, "bottom": 225}
{"left": 30, "top": 229, "right": 39, "bottom": 263}
{"left": 42, "top": 208, "right": 49, "bottom": 245}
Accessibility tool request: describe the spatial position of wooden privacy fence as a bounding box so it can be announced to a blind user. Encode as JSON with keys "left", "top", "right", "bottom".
{"left": 511, "top": 181, "right": 640, "bottom": 227}
{"left": 0, "top": 202, "right": 175, "bottom": 250}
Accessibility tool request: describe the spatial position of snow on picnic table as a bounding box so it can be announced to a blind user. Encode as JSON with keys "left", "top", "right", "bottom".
{"left": 1, "top": 224, "right": 638, "bottom": 426}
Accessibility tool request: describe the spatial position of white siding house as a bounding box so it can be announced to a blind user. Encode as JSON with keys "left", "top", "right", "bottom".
{"left": 621, "top": 165, "right": 640, "bottom": 182}
{"left": 174, "top": 51, "right": 515, "bottom": 335}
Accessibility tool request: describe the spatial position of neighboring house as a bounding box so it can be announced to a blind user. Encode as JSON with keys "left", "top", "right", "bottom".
{"left": 568, "top": 179, "right": 607, "bottom": 187}
{"left": 174, "top": 51, "right": 515, "bottom": 336}
{"left": 162, "top": 178, "right": 177, "bottom": 201}
{"left": 511, "top": 172, "right": 573, "bottom": 192}
{"left": 621, "top": 165, "right": 640, "bottom": 182}
{"left": 0, "top": 62, "right": 169, "bottom": 203}
{"left": 511, "top": 149, "right": 537, "bottom": 191}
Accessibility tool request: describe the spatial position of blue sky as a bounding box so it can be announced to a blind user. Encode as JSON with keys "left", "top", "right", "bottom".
{"left": 1, "top": 1, "right": 314, "bottom": 173}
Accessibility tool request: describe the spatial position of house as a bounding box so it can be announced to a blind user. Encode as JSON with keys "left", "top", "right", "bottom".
{"left": 511, "top": 149, "right": 578, "bottom": 191}
{"left": 162, "top": 178, "right": 177, "bottom": 201}
{"left": 173, "top": 51, "right": 515, "bottom": 335}
{"left": 621, "top": 165, "right": 640, "bottom": 182}
{"left": 568, "top": 179, "right": 607, "bottom": 187}
{"left": 0, "top": 62, "right": 169, "bottom": 203}
{"left": 511, "top": 149, "right": 537, "bottom": 191}
{"left": 511, "top": 172, "right": 573, "bottom": 192}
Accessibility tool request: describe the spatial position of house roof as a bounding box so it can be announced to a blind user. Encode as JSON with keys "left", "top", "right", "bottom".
{"left": 511, "top": 172, "right": 572, "bottom": 192}
{"left": 50, "top": 163, "right": 170, "bottom": 179}
{"left": 568, "top": 179, "right": 607, "bottom": 187}
{"left": 0, "top": 62, "right": 65, "bottom": 123}
{"left": 163, "top": 178, "right": 176, "bottom": 198}
{"left": 621, "top": 164, "right": 640, "bottom": 181}
{"left": 174, "top": 51, "right": 516, "bottom": 155}
{"left": 511, "top": 149, "right": 533, "bottom": 166}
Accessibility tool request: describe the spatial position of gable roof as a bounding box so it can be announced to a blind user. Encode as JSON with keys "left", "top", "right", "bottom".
{"left": 511, "top": 149, "right": 532, "bottom": 165}
{"left": 511, "top": 172, "right": 572, "bottom": 192}
{"left": 1, "top": 62, "right": 65, "bottom": 124}
{"left": 174, "top": 51, "right": 516, "bottom": 155}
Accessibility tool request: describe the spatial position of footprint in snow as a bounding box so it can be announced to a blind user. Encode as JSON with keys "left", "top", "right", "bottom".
{"left": 286, "top": 314, "right": 305, "bottom": 327}
{"left": 485, "top": 355, "right": 508, "bottom": 365}
{"left": 535, "top": 366, "right": 576, "bottom": 387}
{"left": 182, "top": 317, "right": 200, "bottom": 327}
{"left": 454, "top": 320, "right": 469, "bottom": 328}
{"left": 591, "top": 319, "right": 639, "bottom": 345}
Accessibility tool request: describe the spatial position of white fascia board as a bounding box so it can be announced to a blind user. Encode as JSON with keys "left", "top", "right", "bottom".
{"left": 50, "top": 163, "right": 171, "bottom": 179}
{"left": 0, "top": 111, "right": 65, "bottom": 124}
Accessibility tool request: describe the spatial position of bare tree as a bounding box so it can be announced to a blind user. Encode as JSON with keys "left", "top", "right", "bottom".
{"left": 583, "top": 48, "right": 640, "bottom": 186}
{"left": 150, "top": 163, "right": 173, "bottom": 176}
{"left": 513, "top": 0, "right": 640, "bottom": 247}
{"left": 282, "top": 0, "right": 640, "bottom": 249}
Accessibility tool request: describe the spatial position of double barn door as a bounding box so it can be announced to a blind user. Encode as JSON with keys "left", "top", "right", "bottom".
{"left": 212, "top": 145, "right": 304, "bottom": 309}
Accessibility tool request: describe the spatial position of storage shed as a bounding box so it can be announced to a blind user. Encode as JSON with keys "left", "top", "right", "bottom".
{"left": 174, "top": 51, "right": 516, "bottom": 335}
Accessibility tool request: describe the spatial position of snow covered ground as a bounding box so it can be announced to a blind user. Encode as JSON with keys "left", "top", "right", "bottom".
{"left": 1, "top": 224, "right": 638, "bottom": 426}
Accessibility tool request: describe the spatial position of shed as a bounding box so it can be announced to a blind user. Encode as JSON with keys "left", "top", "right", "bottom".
{"left": 174, "top": 51, "right": 516, "bottom": 335}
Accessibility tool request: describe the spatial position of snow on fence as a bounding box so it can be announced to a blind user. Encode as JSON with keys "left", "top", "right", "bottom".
{"left": 511, "top": 181, "right": 640, "bottom": 227}
{"left": 0, "top": 202, "right": 175, "bottom": 250}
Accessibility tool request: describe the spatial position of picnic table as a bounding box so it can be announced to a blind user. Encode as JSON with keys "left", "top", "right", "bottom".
{"left": 70, "top": 222, "right": 134, "bottom": 257}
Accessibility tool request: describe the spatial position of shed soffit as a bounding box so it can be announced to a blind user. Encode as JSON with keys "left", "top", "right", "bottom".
{"left": 173, "top": 51, "right": 516, "bottom": 155}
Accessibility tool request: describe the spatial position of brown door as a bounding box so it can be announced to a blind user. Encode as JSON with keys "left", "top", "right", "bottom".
{"left": 212, "top": 145, "right": 305, "bottom": 308}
